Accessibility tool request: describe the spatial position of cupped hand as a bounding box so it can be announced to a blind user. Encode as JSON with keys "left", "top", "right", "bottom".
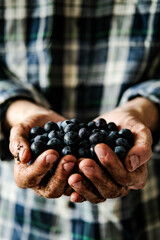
{"left": 68, "top": 97, "right": 158, "bottom": 203}
{"left": 6, "top": 100, "right": 76, "bottom": 198}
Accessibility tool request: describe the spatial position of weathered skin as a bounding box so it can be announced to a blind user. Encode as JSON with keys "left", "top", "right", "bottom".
{"left": 4, "top": 97, "right": 159, "bottom": 203}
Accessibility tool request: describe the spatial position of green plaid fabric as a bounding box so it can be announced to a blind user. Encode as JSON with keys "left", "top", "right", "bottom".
{"left": 0, "top": 1, "right": 160, "bottom": 239}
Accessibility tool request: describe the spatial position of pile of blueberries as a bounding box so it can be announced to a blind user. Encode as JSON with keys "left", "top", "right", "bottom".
{"left": 29, "top": 118, "right": 134, "bottom": 163}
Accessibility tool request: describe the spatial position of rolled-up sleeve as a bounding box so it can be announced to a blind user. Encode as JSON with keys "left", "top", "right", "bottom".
{"left": 120, "top": 79, "right": 160, "bottom": 109}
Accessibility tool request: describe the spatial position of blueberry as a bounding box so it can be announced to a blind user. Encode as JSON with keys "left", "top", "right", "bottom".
{"left": 70, "top": 118, "right": 81, "bottom": 124}
{"left": 57, "top": 121, "right": 63, "bottom": 130}
{"left": 105, "top": 131, "right": 119, "bottom": 149}
{"left": 64, "top": 123, "right": 79, "bottom": 133}
{"left": 87, "top": 121, "right": 96, "bottom": 130}
{"left": 61, "top": 120, "right": 72, "bottom": 131}
{"left": 114, "top": 146, "right": 126, "bottom": 160}
{"left": 30, "top": 140, "right": 47, "bottom": 157}
{"left": 48, "top": 130, "right": 61, "bottom": 139}
{"left": 95, "top": 118, "right": 107, "bottom": 129}
{"left": 44, "top": 121, "right": 59, "bottom": 132}
{"left": 34, "top": 133, "right": 48, "bottom": 143}
{"left": 118, "top": 128, "right": 134, "bottom": 144}
{"left": 90, "top": 144, "right": 96, "bottom": 157}
{"left": 107, "top": 122, "right": 118, "bottom": 131}
{"left": 89, "top": 132, "right": 104, "bottom": 144}
{"left": 30, "top": 126, "right": 44, "bottom": 138}
{"left": 79, "top": 122, "right": 87, "bottom": 128}
{"left": 78, "top": 148, "right": 91, "bottom": 158}
{"left": 47, "top": 138, "right": 63, "bottom": 152}
{"left": 92, "top": 129, "right": 100, "bottom": 133}
{"left": 58, "top": 130, "right": 64, "bottom": 140}
{"left": 79, "top": 140, "right": 90, "bottom": 149}
{"left": 90, "top": 144, "right": 98, "bottom": 161}
{"left": 79, "top": 127, "right": 90, "bottom": 139}
{"left": 64, "top": 131, "right": 80, "bottom": 146}
{"left": 100, "top": 129, "right": 109, "bottom": 138}
{"left": 115, "top": 137, "right": 131, "bottom": 150}
{"left": 61, "top": 146, "right": 76, "bottom": 156}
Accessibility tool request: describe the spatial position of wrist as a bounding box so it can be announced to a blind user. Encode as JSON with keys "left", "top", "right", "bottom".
{"left": 120, "top": 97, "right": 160, "bottom": 132}
{"left": 4, "top": 99, "right": 65, "bottom": 129}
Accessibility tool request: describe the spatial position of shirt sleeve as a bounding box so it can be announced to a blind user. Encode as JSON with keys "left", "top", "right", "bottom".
{"left": 0, "top": 80, "right": 50, "bottom": 119}
{"left": 119, "top": 79, "right": 160, "bottom": 109}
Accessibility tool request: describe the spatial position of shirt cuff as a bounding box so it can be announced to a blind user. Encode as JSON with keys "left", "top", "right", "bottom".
{"left": 0, "top": 81, "right": 50, "bottom": 120}
{"left": 119, "top": 80, "right": 160, "bottom": 109}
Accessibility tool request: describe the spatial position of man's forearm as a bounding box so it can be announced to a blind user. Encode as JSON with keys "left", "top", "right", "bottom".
{"left": 4, "top": 99, "right": 65, "bottom": 130}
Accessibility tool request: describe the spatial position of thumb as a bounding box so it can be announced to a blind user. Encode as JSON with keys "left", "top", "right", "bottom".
{"left": 124, "top": 123, "right": 152, "bottom": 172}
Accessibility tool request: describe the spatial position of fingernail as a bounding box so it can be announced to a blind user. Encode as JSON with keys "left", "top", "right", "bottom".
{"left": 45, "top": 154, "right": 58, "bottom": 164}
{"left": 72, "top": 181, "right": 82, "bottom": 189}
{"left": 129, "top": 155, "right": 139, "bottom": 171}
{"left": 95, "top": 146, "right": 107, "bottom": 160}
{"left": 19, "top": 148, "right": 25, "bottom": 161}
{"left": 81, "top": 166, "right": 95, "bottom": 175}
{"left": 63, "top": 162, "right": 75, "bottom": 172}
{"left": 70, "top": 195, "right": 85, "bottom": 203}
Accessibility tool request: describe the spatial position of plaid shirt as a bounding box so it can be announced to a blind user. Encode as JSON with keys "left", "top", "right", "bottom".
{"left": 0, "top": 1, "right": 160, "bottom": 239}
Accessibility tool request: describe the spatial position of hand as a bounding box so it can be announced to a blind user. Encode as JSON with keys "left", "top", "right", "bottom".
{"left": 68, "top": 97, "right": 159, "bottom": 203}
{"left": 5, "top": 99, "right": 76, "bottom": 198}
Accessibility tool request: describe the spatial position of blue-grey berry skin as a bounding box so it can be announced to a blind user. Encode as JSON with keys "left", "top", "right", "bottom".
{"left": 79, "top": 122, "right": 87, "bottom": 129}
{"left": 30, "top": 140, "right": 47, "bottom": 157}
{"left": 105, "top": 131, "right": 119, "bottom": 149}
{"left": 64, "top": 131, "right": 80, "bottom": 146}
{"left": 100, "top": 129, "right": 109, "bottom": 138}
{"left": 61, "top": 146, "right": 76, "bottom": 156}
{"left": 64, "top": 123, "right": 79, "bottom": 133}
{"left": 90, "top": 144, "right": 99, "bottom": 161}
{"left": 48, "top": 130, "right": 61, "bottom": 140}
{"left": 114, "top": 146, "right": 126, "bottom": 160}
{"left": 87, "top": 121, "right": 96, "bottom": 130}
{"left": 78, "top": 148, "right": 91, "bottom": 158}
{"left": 118, "top": 128, "right": 134, "bottom": 144}
{"left": 58, "top": 130, "right": 64, "bottom": 140}
{"left": 107, "top": 131, "right": 119, "bottom": 141}
{"left": 29, "top": 118, "right": 134, "bottom": 164}
{"left": 89, "top": 132, "right": 104, "bottom": 144}
{"left": 115, "top": 137, "right": 130, "bottom": 150}
{"left": 92, "top": 129, "right": 100, "bottom": 133}
{"left": 57, "top": 121, "right": 63, "bottom": 130}
{"left": 44, "top": 121, "right": 59, "bottom": 132}
{"left": 95, "top": 118, "right": 107, "bottom": 129}
{"left": 79, "top": 140, "right": 90, "bottom": 149}
{"left": 47, "top": 138, "right": 63, "bottom": 152}
{"left": 79, "top": 127, "right": 90, "bottom": 139}
{"left": 34, "top": 133, "right": 48, "bottom": 143}
{"left": 61, "top": 120, "right": 72, "bottom": 130}
{"left": 30, "top": 126, "right": 44, "bottom": 138}
{"left": 70, "top": 118, "right": 81, "bottom": 124}
{"left": 107, "top": 122, "right": 118, "bottom": 131}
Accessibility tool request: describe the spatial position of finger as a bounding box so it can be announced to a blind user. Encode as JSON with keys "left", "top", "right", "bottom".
{"left": 14, "top": 149, "right": 59, "bottom": 188}
{"left": 64, "top": 185, "right": 73, "bottom": 196}
{"left": 78, "top": 158, "right": 125, "bottom": 198}
{"left": 125, "top": 123, "right": 152, "bottom": 171}
{"left": 68, "top": 173, "right": 105, "bottom": 203}
{"left": 36, "top": 155, "right": 77, "bottom": 198}
{"left": 95, "top": 144, "right": 148, "bottom": 189}
{"left": 10, "top": 124, "right": 31, "bottom": 163}
{"left": 70, "top": 192, "right": 86, "bottom": 203}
